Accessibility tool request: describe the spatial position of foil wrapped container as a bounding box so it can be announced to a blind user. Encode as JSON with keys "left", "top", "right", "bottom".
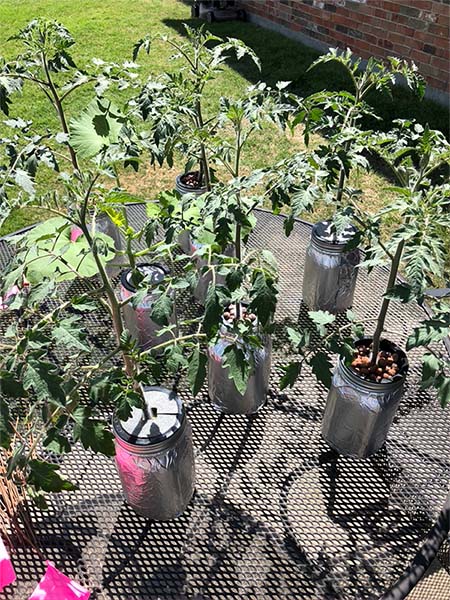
{"left": 113, "top": 386, "right": 195, "bottom": 520}
{"left": 193, "top": 243, "right": 235, "bottom": 305}
{"left": 208, "top": 330, "right": 272, "bottom": 414}
{"left": 322, "top": 345, "right": 407, "bottom": 458}
{"left": 119, "top": 263, "right": 175, "bottom": 351}
{"left": 96, "top": 213, "right": 125, "bottom": 278}
{"left": 302, "top": 221, "right": 360, "bottom": 314}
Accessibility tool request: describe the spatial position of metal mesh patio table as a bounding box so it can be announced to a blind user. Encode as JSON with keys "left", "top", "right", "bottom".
{"left": 0, "top": 205, "right": 449, "bottom": 599}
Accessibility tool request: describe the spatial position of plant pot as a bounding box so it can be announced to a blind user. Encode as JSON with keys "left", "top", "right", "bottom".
{"left": 322, "top": 338, "right": 408, "bottom": 458}
{"left": 208, "top": 322, "right": 272, "bottom": 415}
{"left": 119, "top": 263, "right": 175, "bottom": 351}
{"left": 193, "top": 243, "right": 235, "bottom": 305}
{"left": 176, "top": 172, "right": 208, "bottom": 255}
{"left": 302, "top": 221, "right": 360, "bottom": 314}
{"left": 96, "top": 213, "right": 125, "bottom": 277}
{"left": 113, "top": 386, "right": 195, "bottom": 520}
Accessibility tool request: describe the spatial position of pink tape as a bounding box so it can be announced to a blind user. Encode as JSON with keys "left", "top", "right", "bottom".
{"left": 0, "top": 536, "right": 16, "bottom": 591}
{"left": 28, "top": 562, "right": 90, "bottom": 600}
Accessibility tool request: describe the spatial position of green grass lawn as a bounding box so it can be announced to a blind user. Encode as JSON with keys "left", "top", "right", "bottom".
{"left": 0, "top": 0, "right": 448, "bottom": 243}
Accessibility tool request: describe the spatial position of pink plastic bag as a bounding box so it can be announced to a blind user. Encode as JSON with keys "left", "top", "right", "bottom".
{"left": 0, "top": 536, "right": 16, "bottom": 591}
{"left": 28, "top": 562, "right": 90, "bottom": 600}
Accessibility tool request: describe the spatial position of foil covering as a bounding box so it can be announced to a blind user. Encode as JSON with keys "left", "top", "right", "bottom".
{"left": 115, "top": 419, "right": 195, "bottom": 520}
{"left": 208, "top": 333, "right": 272, "bottom": 414}
{"left": 119, "top": 268, "right": 175, "bottom": 351}
{"left": 322, "top": 359, "right": 405, "bottom": 458}
{"left": 302, "top": 231, "right": 360, "bottom": 314}
{"left": 96, "top": 214, "right": 125, "bottom": 277}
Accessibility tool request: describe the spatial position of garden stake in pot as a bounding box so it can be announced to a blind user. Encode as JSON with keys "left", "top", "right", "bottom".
{"left": 120, "top": 263, "right": 174, "bottom": 351}
{"left": 113, "top": 386, "right": 195, "bottom": 519}
{"left": 302, "top": 221, "right": 360, "bottom": 313}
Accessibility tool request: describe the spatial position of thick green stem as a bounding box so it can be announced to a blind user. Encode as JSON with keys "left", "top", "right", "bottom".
{"left": 370, "top": 238, "right": 405, "bottom": 364}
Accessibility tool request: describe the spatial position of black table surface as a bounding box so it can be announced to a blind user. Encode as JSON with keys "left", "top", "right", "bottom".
{"left": 0, "top": 205, "right": 449, "bottom": 599}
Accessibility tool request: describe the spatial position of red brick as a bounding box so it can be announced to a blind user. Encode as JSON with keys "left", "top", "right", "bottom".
{"left": 410, "top": 49, "right": 433, "bottom": 65}
{"left": 431, "top": 55, "right": 450, "bottom": 70}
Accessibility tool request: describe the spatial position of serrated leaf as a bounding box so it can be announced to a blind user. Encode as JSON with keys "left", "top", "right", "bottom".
{"left": 249, "top": 271, "right": 277, "bottom": 327}
{"left": 28, "top": 460, "right": 76, "bottom": 492}
{"left": 224, "top": 345, "right": 249, "bottom": 395}
{"left": 51, "top": 317, "right": 90, "bottom": 352}
{"left": 421, "top": 352, "right": 441, "bottom": 388}
{"left": 204, "top": 284, "right": 222, "bottom": 338}
{"left": 23, "top": 360, "right": 66, "bottom": 405}
{"left": 14, "top": 168, "right": 35, "bottom": 195}
{"left": 43, "top": 429, "right": 72, "bottom": 455}
{"left": 310, "top": 352, "right": 333, "bottom": 389}
{"left": 187, "top": 348, "right": 207, "bottom": 396}
{"left": 72, "top": 410, "right": 115, "bottom": 456}
{"left": 406, "top": 316, "right": 450, "bottom": 350}
{"left": 280, "top": 362, "right": 302, "bottom": 390}
{"left": 69, "top": 98, "right": 125, "bottom": 158}
{"left": 309, "top": 310, "right": 335, "bottom": 336}
{"left": 150, "top": 294, "right": 173, "bottom": 327}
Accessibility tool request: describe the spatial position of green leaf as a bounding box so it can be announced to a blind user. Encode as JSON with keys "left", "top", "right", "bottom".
{"left": 438, "top": 377, "right": 450, "bottom": 408}
{"left": 204, "top": 284, "right": 222, "bottom": 338}
{"left": 43, "top": 429, "right": 72, "bottom": 455}
{"left": 309, "top": 310, "right": 335, "bottom": 336}
{"left": 224, "top": 345, "right": 249, "bottom": 395}
{"left": 0, "top": 400, "right": 13, "bottom": 449}
{"left": 187, "top": 348, "right": 207, "bottom": 396}
{"left": 280, "top": 361, "right": 302, "bottom": 390}
{"left": 0, "top": 371, "right": 26, "bottom": 398}
{"left": 150, "top": 294, "right": 173, "bottom": 327}
{"left": 406, "top": 316, "right": 450, "bottom": 350}
{"left": 421, "top": 352, "right": 441, "bottom": 388}
{"left": 310, "top": 352, "right": 333, "bottom": 389}
{"left": 51, "top": 316, "right": 90, "bottom": 352}
{"left": 23, "top": 360, "right": 66, "bottom": 405}
{"left": 28, "top": 460, "right": 76, "bottom": 492}
{"left": 249, "top": 271, "right": 277, "bottom": 327}
{"left": 69, "top": 98, "right": 125, "bottom": 158}
{"left": 72, "top": 410, "right": 115, "bottom": 456}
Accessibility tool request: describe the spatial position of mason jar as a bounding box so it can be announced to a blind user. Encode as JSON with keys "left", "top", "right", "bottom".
{"left": 176, "top": 173, "right": 207, "bottom": 255}
{"left": 113, "top": 386, "right": 195, "bottom": 520}
{"left": 96, "top": 213, "right": 125, "bottom": 277}
{"left": 302, "top": 221, "right": 360, "bottom": 314}
{"left": 193, "top": 243, "right": 235, "bottom": 305}
{"left": 322, "top": 341, "right": 408, "bottom": 458}
{"left": 208, "top": 322, "right": 272, "bottom": 415}
{"left": 119, "top": 263, "right": 174, "bottom": 351}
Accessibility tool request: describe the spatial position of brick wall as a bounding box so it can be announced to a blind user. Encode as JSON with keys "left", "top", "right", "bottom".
{"left": 240, "top": 0, "right": 450, "bottom": 95}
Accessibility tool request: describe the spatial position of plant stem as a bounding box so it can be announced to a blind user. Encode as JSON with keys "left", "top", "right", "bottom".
{"left": 41, "top": 52, "right": 79, "bottom": 172}
{"left": 370, "top": 238, "right": 405, "bottom": 364}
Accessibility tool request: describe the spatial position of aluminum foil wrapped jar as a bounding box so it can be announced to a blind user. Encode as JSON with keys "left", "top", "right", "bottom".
{"left": 322, "top": 339, "right": 408, "bottom": 458}
{"left": 208, "top": 309, "right": 272, "bottom": 414}
{"left": 96, "top": 213, "right": 125, "bottom": 277}
{"left": 176, "top": 172, "right": 207, "bottom": 255}
{"left": 302, "top": 221, "right": 360, "bottom": 314}
{"left": 193, "top": 243, "right": 235, "bottom": 305}
{"left": 119, "top": 263, "right": 174, "bottom": 351}
{"left": 113, "top": 386, "right": 195, "bottom": 520}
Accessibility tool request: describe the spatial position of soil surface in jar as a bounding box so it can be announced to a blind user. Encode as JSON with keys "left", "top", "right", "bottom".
{"left": 351, "top": 342, "right": 401, "bottom": 383}
{"left": 181, "top": 171, "right": 203, "bottom": 188}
